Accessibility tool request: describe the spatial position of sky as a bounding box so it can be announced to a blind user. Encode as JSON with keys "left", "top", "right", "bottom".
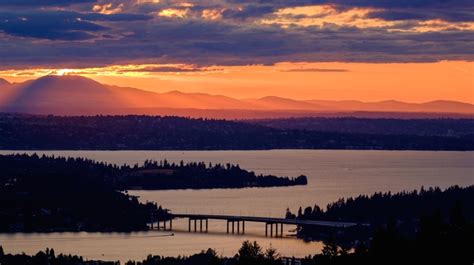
{"left": 0, "top": 0, "right": 473, "bottom": 103}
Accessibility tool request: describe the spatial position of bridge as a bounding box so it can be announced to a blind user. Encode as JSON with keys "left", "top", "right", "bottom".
{"left": 150, "top": 213, "right": 366, "bottom": 237}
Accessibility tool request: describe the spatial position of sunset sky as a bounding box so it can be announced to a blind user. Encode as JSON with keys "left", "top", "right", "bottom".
{"left": 0, "top": 0, "right": 473, "bottom": 103}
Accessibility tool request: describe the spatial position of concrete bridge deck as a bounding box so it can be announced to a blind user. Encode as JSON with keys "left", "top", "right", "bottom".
{"left": 150, "top": 212, "right": 367, "bottom": 237}
{"left": 171, "top": 213, "right": 360, "bottom": 228}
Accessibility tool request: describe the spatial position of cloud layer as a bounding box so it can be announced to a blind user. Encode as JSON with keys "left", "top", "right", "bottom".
{"left": 0, "top": 0, "right": 472, "bottom": 68}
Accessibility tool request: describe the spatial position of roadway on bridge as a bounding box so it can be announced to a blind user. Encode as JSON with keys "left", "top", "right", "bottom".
{"left": 171, "top": 213, "right": 363, "bottom": 228}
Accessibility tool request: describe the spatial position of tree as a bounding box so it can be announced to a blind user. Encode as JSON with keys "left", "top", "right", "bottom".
{"left": 286, "top": 208, "right": 296, "bottom": 219}
{"left": 238, "top": 241, "right": 264, "bottom": 265}
{"left": 265, "top": 245, "right": 280, "bottom": 261}
{"left": 297, "top": 207, "right": 303, "bottom": 218}
{"left": 321, "top": 239, "right": 340, "bottom": 259}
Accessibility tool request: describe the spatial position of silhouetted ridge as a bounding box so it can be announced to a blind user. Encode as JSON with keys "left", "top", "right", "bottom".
{"left": 0, "top": 78, "right": 10, "bottom": 87}
{"left": 0, "top": 75, "right": 473, "bottom": 115}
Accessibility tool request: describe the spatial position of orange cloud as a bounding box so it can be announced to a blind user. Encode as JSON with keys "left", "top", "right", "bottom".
{"left": 261, "top": 5, "right": 474, "bottom": 32}
{"left": 158, "top": 8, "right": 190, "bottom": 18}
{"left": 92, "top": 3, "right": 124, "bottom": 15}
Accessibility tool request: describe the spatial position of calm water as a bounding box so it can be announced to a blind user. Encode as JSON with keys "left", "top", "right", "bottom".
{"left": 1, "top": 150, "right": 473, "bottom": 262}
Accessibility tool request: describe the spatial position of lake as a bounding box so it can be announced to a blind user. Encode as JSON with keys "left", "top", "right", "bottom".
{"left": 1, "top": 150, "right": 473, "bottom": 262}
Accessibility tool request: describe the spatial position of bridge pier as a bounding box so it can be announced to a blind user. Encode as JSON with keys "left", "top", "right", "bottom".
{"left": 188, "top": 218, "right": 208, "bottom": 233}
{"left": 226, "top": 220, "right": 245, "bottom": 234}
{"left": 265, "top": 222, "right": 284, "bottom": 237}
{"left": 151, "top": 219, "right": 173, "bottom": 231}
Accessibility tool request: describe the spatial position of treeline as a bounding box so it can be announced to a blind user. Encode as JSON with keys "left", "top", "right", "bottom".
{"left": 0, "top": 241, "right": 282, "bottom": 265}
{"left": 0, "top": 114, "right": 473, "bottom": 150}
{"left": 0, "top": 247, "right": 118, "bottom": 265}
{"left": 0, "top": 154, "right": 307, "bottom": 190}
{"left": 0, "top": 153, "right": 163, "bottom": 232}
{"left": 249, "top": 117, "right": 474, "bottom": 137}
{"left": 287, "top": 185, "right": 474, "bottom": 241}
{"left": 127, "top": 159, "right": 307, "bottom": 189}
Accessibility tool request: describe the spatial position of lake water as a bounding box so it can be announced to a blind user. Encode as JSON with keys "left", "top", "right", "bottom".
{"left": 1, "top": 150, "right": 473, "bottom": 262}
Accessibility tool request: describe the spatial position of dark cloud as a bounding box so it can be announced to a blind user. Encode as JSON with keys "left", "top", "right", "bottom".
{"left": 0, "top": 10, "right": 151, "bottom": 40}
{"left": 119, "top": 66, "right": 209, "bottom": 73}
{"left": 0, "top": 11, "right": 104, "bottom": 40}
{"left": 226, "top": 0, "right": 474, "bottom": 21}
{"left": 0, "top": 0, "right": 96, "bottom": 6}
{"left": 1, "top": 18, "right": 472, "bottom": 69}
{"left": 82, "top": 12, "right": 152, "bottom": 22}
{"left": 367, "top": 8, "right": 474, "bottom": 22}
{"left": 222, "top": 5, "right": 276, "bottom": 19}
{"left": 326, "top": 0, "right": 471, "bottom": 9}
{"left": 232, "top": 0, "right": 471, "bottom": 9}
{"left": 0, "top": 0, "right": 472, "bottom": 66}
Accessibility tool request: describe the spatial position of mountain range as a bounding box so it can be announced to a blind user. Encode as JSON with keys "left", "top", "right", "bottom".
{"left": 0, "top": 75, "right": 473, "bottom": 118}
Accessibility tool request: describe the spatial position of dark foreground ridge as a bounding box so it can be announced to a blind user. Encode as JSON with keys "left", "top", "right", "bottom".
{"left": 287, "top": 185, "right": 474, "bottom": 243}
{"left": 1, "top": 114, "right": 473, "bottom": 150}
{"left": 0, "top": 153, "right": 306, "bottom": 232}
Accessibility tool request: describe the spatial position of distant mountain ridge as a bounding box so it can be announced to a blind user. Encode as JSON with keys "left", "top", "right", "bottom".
{"left": 0, "top": 78, "right": 10, "bottom": 87}
{"left": 0, "top": 75, "right": 473, "bottom": 117}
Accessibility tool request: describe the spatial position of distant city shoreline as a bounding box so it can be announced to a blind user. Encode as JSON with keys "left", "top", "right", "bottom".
{"left": 1, "top": 114, "right": 473, "bottom": 151}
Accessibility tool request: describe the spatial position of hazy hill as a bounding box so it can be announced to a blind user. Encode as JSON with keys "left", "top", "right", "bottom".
{"left": 306, "top": 99, "right": 474, "bottom": 114}
{"left": 0, "top": 75, "right": 256, "bottom": 114}
{"left": 244, "top": 96, "right": 329, "bottom": 111}
{"left": 0, "top": 75, "right": 473, "bottom": 116}
{"left": 1, "top": 75, "right": 130, "bottom": 113}
{"left": 0, "top": 78, "right": 10, "bottom": 87}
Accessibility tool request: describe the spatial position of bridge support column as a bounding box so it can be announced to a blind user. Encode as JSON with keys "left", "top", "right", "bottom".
{"left": 237, "top": 221, "right": 240, "bottom": 234}
{"left": 227, "top": 221, "right": 229, "bottom": 234}
{"left": 242, "top": 221, "right": 245, "bottom": 234}
{"left": 280, "top": 223, "right": 283, "bottom": 237}
{"left": 270, "top": 223, "right": 273, "bottom": 237}
{"left": 232, "top": 221, "right": 235, "bottom": 234}
{"left": 194, "top": 219, "right": 197, "bottom": 232}
{"left": 265, "top": 223, "right": 268, "bottom": 237}
{"left": 188, "top": 219, "right": 191, "bottom": 232}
